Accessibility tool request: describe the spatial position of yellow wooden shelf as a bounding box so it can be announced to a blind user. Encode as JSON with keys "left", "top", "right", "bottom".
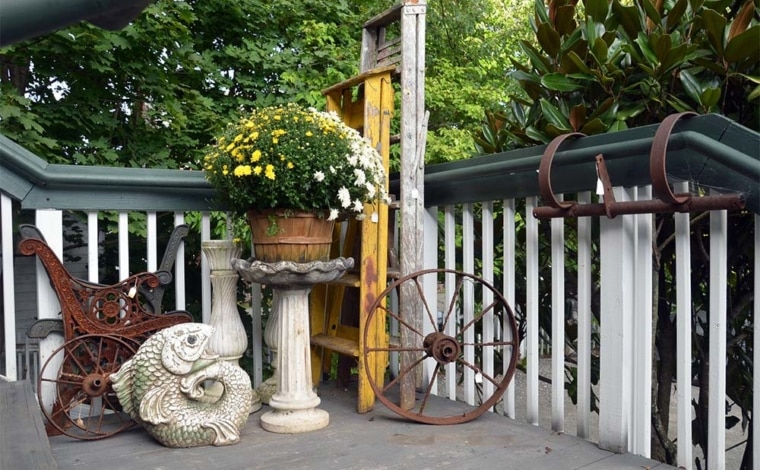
{"left": 311, "top": 334, "right": 360, "bottom": 357}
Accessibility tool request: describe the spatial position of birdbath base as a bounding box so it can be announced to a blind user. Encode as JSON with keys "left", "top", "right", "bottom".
{"left": 261, "top": 408, "right": 330, "bottom": 433}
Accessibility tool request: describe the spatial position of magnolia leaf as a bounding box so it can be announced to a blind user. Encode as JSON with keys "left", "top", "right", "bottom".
{"left": 748, "top": 84, "right": 760, "bottom": 101}
{"left": 666, "top": 94, "right": 697, "bottom": 112}
{"left": 680, "top": 69, "right": 703, "bottom": 104}
{"left": 510, "top": 101, "right": 527, "bottom": 127}
{"left": 704, "top": 0, "right": 733, "bottom": 10}
{"left": 569, "top": 104, "right": 587, "bottom": 131}
{"left": 584, "top": 0, "right": 609, "bottom": 24}
{"left": 592, "top": 37, "right": 609, "bottom": 63}
{"left": 537, "top": 22, "right": 562, "bottom": 58}
{"left": 692, "top": 56, "right": 727, "bottom": 75}
{"left": 724, "top": 25, "right": 760, "bottom": 64}
{"left": 612, "top": 0, "right": 643, "bottom": 39}
{"left": 566, "top": 51, "right": 593, "bottom": 74}
{"left": 635, "top": 32, "right": 658, "bottom": 65}
{"left": 580, "top": 117, "right": 607, "bottom": 134}
{"left": 727, "top": 0, "right": 755, "bottom": 42}
{"left": 738, "top": 74, "right": 760, "bottom": 85}
{"left": 556, "top": 5, "right": 578, "bottom": 36}
{"left": 539, "top": 98, "right": 572, "bottom": 129}
{"left": 545, "top": 123, "right": 572, "bottom": 137}
{"left": 607, "top": 120, "right": 628, "bottom": 132}
{"left": 535, "top": 0, "right": 550, "bottom": 25}
{"left": 541, "top": 73, "right": 585, "bottom": 92}
{"left": 589, "top": 97, "right": 617, "bottom": 121}
{"left": 653, "top": 33, "right": 673, "bottom": 64}
{"left": 525, "top": 126, "right": 551, "bottom": 144}
{"left": 701, "top": 8, "right": 727, "bottom": 56}
{"left": 519, "top": 40, "right": 552, "bottom": 74}
{"left": 700, "top": 87, "right": 721, "bottom": 108}
{"left": 616, "top": 103, "right": 647, "bottom": 120}
{"left": 660, "top": 43, "right": 689, "bottom": 74}
{"left": 511, "top": 70, "right": 541, "bottom": 84}
{"left": 639, "top": 0, "right": 662, "bottom": 26}
{"left": 666, "top": 0, "right": 689, "bottom": 31}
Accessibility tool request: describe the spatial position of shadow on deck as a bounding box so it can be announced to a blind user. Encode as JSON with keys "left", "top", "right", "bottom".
{"left": 49, "top": 382, "right": 674, "bottom": 470}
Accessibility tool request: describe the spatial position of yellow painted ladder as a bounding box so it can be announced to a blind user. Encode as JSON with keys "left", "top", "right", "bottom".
{"left": 310, "top": 1, "right": 427, "bottom": 414}
{"left": 309, "top": 65, "right": 395, "bottom": 414}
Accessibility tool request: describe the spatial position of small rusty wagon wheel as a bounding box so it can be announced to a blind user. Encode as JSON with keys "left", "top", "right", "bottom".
{"left": 363, "top": 268, "right": 520, "bottom": 424}
{"left": 37, "top": 334, "right": 138, "bottom": 439}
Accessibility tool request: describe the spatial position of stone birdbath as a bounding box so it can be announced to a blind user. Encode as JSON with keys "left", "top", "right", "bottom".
{"left": 232, "top": 257, "right": 353, "bottom": 433}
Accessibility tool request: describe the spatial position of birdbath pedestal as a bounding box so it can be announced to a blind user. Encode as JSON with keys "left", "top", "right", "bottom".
{"left": 233, "top": 257, "right": 353, "bottom": 434}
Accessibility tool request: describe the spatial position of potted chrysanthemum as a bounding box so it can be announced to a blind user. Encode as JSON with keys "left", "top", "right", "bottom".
{"left": 203, "top": 103, "right": 389, "bottom": 263}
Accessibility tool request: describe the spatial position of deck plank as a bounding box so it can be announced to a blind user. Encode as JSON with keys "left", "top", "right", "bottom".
{"left": 49, "top": 383, "right": 674, "bottom": 470}
{"left": 0, "top": 380, "right": 57, "bottom": 470}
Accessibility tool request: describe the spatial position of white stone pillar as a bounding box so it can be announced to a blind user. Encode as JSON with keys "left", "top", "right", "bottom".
{"left": 261, "top": 286, "right": 329, "bottom": 433}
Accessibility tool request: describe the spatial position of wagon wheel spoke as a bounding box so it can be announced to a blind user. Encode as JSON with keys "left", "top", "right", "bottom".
{"left": 364, "top": 269, "right": 521, "bottom": 425}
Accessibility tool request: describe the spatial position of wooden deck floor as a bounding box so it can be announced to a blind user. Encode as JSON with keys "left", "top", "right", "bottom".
{"left": 50, "top": 383, "right": 674, "bottom": 470}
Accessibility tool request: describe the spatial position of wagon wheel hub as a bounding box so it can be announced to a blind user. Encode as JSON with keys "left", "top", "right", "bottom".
{"left": 423, "top": 332, "right": 460, "bottom": 364}
{"left": 82, "top": 373, "right": 109, "bottom": 396}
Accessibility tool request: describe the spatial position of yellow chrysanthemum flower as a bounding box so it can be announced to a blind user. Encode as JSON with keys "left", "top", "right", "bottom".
{"left": 264, "top": 164, "right": 276, "bottom": 180}
{"left": 233, "top": 165, "right": 252, "bottom": 177}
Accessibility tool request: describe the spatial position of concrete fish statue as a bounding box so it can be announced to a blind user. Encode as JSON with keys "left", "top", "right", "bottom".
{"left": 111, "top": 323, "right": 253, "bottom": 447}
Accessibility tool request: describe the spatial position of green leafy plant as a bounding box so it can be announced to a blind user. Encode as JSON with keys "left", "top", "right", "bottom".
{"left": 475, "top": 0, "right": 759, "bottom": 151}
{"left": 203, "top": 103, "right": 390, "bottom": 219}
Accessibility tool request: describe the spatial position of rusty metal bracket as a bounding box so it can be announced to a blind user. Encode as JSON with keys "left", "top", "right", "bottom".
{"left": 533, "top": 113, "right": 746, "bottom": 219}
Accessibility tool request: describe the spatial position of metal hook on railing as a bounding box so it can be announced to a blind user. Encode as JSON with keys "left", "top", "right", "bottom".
{"left": 533, "top": 113, "right": 745, "bottom": 219}
{"left": 537, "top": 132, "right": 585, "bottom": 212}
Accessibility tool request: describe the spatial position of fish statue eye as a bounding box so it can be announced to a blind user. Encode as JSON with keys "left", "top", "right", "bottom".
{"left": 187, "top": 335, "right": 197, "bottom": 345}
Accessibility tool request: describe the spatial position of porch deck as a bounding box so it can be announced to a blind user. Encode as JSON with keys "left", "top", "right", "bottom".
{"left": 49, "top": 382, "right": 673, "bottom": 470}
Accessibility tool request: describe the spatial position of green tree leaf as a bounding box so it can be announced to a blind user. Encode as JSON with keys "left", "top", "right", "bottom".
{"left": 701, "top": 8, "right": 727, "bottom": 56}
{"left": 584, "top": 0, "right": 609, "bottom": 23}
{"left": 541, "top": 73, "right": 585, "bottom": 91}
{"left": 539, "top": 98, "right": 571, "bottom": 129}
{"left": 724, "top": 25, "right": 760, "bottom": 64}
{"left": 679, "top": 69, "right": 704, "bottom": 105}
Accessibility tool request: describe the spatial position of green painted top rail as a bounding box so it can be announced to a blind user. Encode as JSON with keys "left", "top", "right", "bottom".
{"left": 420, "top": 114, "right": 759, "bottom": 215}
{"left": 0, "top": 134, "right": 217, "bottom": 212}
{"left": 2, "top": 114, "right": 758, "bottom": 214}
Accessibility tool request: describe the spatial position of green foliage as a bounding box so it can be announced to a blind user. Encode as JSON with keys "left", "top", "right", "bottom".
{"left": 0, "top": 0, "right": 366, "bottom": 170}
{"left": 425, "top": 0, "right": 534, "bottom": 161}
{"left": 475, "top": 0, "right": 760, "bottom": 151}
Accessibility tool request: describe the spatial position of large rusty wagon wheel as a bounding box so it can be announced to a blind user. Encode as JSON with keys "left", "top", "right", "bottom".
{"left": 37, "top": 334, "right": 137, "bottom": 439}
{"left": 363, "top": 269, "right": 520, "bottom": 424}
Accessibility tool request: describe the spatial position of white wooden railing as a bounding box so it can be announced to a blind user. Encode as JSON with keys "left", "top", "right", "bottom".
{"left": 421, "top": 187, "right": 758, "bottom": 469}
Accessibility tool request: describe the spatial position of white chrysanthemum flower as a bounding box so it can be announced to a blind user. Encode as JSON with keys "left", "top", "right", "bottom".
{"left": 329, "top": 165, "right": 337, "bottom": 174}
{"left": 353, "top": 199, "right": 363, "bottom": 212}
{"left": 365, "top": 182, "right": 376, "bottom": 198}
{"left": 353, "top": 168, "right": 366, "bottom": 186}
{"left": 338, "top": 187, "right": 351, "bottom": 208}
{"left": 328, "top": 208, "right": 339, "bottom": 221}
{"left": 313, "top": 171, "right": 325, "bottom": 182}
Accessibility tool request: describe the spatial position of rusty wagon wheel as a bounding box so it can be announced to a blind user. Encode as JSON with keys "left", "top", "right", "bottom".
{"left": 37, "top": 334, "right": 138, "bottom": 439}
{"left": 363, "top": 268, "right": 520, "bottom": 424}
